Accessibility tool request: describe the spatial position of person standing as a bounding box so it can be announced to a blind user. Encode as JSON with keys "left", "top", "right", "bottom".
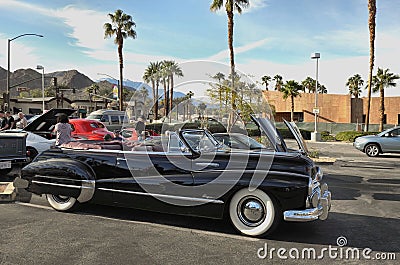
{"left": 0, "top": 111, "right": 6, "bottom": 130}
{"left": 54, "top": 113, "right": 72, "bottom": 146}
{"left": 15, "top": 112, "right": 28, "bottom": 129}
{"left": 135, "top": 117, "right": 145, "bottom": 141}
{"left": 0, "top": 111, "right": 15, "bottom": 130}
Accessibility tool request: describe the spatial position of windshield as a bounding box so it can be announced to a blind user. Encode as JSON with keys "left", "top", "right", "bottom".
{"left": 214, "top": 133, "right": 268, "bottom": 150}
{"left": 86, "top": 114, "right": 102, "bottom": 120}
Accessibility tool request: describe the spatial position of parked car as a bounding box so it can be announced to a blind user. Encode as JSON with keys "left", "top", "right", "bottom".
{"left": 23, "top": 109, "right": 114, "bottom": 141}
{"left": 0, "top": 132, "right": 27, "bottom": 175}
{"left": 353, "top": 126, "right": 400, "bottom": 157}
{"left": 2, "top": 130, "right": 55, "bottom": 162}
{"left": 120, "top": 127, "right": 160, "bottom": 142}
{"left": 14, "top": 116, "right": 331, "bottom": 237}
{"left": 69, "top": 119, "right": 114, "bottom": 141}
{"left": 213, "top": 133, "right": 268, "bottom": 150}
{"left": 86, "top": 109, "right": 129, "bottom": 131}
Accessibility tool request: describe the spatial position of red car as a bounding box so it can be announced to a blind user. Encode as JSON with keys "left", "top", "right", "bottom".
{"left": 69, "top": 119, "right": 114, "bottom": 140}
{"left": 120, "top": 127, "right": 160, "bottom": 142}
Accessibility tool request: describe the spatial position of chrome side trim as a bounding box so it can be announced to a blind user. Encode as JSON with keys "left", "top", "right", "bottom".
{"left": 77, "top": 180, "right": 96, "bottom": 203}
{"left": 190, "top": 169, "right": 309, "bottom": 178}
{"left": 31, "top": 179, "right": 95, "bottom": 203}
{"left": 32, "top": 180, "right": 82, "bottom": 189}
{"left": 98, "top": 188, "right": 224, "bottom": 204}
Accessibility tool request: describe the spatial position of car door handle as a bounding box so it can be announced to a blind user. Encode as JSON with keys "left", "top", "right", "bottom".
{"left": 195, "top": 162, "right": 219, "bottom": 167}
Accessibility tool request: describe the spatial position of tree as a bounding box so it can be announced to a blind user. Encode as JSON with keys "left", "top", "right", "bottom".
{"left": 104, "top": 9, "right": 137, "bottom": 111}
{"left": 365, "top": 0, "right": 376, "bottom": 131}
{"left": 211, "top": 72, "right": 226, "bottom": 119}
{"left": 301, "top": 77, "right": 316, "bottom": 93}
{"left": 318, "top": 84, "right": 328, "bottom": 94}
{"left": 210, "top": 0, "right": 249, "bottom": 128}
{"left": 162, "top": 60, "right": 183, "bottom": 116}
{"left": 261, "top": 75, "right": 271, "bottom": 90}
{"left": 346, "top": 74, "right": 364, "bottom": 98}
{"left": 281, "top": 80, "right": 301, "bottom": 122}
{"left": 143, "top": 62, "right": 162, "bottom": 119}
{"left": 273, "top": 74, "right": 283, "bottom": 91}
{"left": 372, "top": 68, "right": 399, "bottom": 131}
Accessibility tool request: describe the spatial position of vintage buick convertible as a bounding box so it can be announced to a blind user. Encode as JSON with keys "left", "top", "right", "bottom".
{"left": 14, "top": 116, "right": 331, "bottom": 237}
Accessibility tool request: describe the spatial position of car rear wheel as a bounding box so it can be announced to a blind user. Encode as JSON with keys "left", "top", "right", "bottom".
{"left": 229, "top": 188, "right": 280, "bottom": 237}
{"left": 46, "top": 194, "right": 79, "bottom": 212}
{"left": 365, "top": 143, "right": 380, "bottom": 157}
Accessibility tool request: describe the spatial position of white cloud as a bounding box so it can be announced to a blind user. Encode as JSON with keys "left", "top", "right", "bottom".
{"left": 207, "top": 37, "right": 270, "bottom": 61}
{"left": 53, "top": 5, "right": 109, "bottom": 52}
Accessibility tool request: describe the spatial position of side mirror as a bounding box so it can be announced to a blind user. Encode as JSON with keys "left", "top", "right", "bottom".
{"left": 384, "top": 133, "right": 391, "bottom": 137}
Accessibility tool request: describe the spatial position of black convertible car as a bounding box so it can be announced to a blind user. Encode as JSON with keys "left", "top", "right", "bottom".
{"left": 14, "top": 116, "right": 331, "bottom": 237}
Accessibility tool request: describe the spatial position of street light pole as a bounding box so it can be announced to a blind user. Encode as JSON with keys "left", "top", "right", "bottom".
{"left": 311, "top": 52, "right": 321, "bottom": 142}
{"left": 6, "top": 33, "right": 43, "bottom": 111}
{"left": 97, "top": 73, "right": 121, "bottom": 109}
{"left": 36, "top": 65, "right": 45, "bottom": 113}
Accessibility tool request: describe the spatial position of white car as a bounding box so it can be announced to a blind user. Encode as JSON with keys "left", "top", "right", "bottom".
{"left": 2, "top": 130, "right": 55, "bottom": 162}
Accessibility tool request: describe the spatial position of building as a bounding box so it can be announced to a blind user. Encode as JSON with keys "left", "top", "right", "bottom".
{"left": 263, "top": 91, "right": 400, "bottom": 125}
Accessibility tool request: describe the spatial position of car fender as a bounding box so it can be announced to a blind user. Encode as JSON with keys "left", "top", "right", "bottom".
{"left": 21, "top": 158, "right": 96, "bottom": 203}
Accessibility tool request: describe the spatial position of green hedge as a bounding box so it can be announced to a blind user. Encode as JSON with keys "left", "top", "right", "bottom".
{"left": 335, "top": 131, "right": 377, "bottom": 142}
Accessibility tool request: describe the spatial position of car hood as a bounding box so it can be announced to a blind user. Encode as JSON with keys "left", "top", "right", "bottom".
{"left": 24, "top": 109, "right": 76, "bottom": 134}
{"left": 250, "top": 115, "right": 308, "bottom": 154}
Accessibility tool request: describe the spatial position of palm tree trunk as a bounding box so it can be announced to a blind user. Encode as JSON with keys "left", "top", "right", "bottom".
{"left": 163, "top": 78, "right": 167, "bottom": 117}
{"left": 169, "top": 75, "right": 174, "bottom": 115}
{"left": 118, "top": 43, "right": 124, "bottom": 111}
{"left": 291, "top": 95, "right": 294, "bottom": 122}
{"left": 228, "top": 9, "right": 236, "bottom": 130}
{"left": 379, "top": 86, "right": 384, "bottom": 131}
{"left": 365, "top": 0, "right": 376, "bottom": 132}
{"left": 155, "top": 80, "right": 159, "bottom": 120}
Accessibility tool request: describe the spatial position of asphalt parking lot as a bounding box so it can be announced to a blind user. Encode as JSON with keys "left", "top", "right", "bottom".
{"left": 0, "top": 142, "right": 399, "bottom": 265}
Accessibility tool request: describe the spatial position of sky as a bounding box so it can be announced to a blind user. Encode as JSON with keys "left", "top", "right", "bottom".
{"left": 0, "top": 0, "right": 400, "bottom": 97}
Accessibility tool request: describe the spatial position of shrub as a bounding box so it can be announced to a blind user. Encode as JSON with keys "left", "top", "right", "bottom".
{"left": 335, "top": 131, "right": 377, "bottom": 142}
{"left": 321, "top": 131, "right": 336, "bottom": 141}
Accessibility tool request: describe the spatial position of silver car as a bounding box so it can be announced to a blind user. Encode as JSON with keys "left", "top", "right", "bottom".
{"left": 353, "top": 126, "right": 400, "bottom": 157}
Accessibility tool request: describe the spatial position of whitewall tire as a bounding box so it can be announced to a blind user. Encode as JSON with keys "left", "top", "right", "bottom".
{"left": 46, "top": 194, "right": 78, "bottom": 212}
{"left": 229, "top": 188, "right": 279, "bottom": 237}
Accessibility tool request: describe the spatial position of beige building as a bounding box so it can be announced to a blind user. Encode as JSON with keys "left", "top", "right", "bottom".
{"left": 264, "top": 91, "right": 400, "bottom": 125}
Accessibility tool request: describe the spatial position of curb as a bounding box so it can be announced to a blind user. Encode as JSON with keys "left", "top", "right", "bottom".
{"left": 0, "top": 182, "right": 17, "bottom": 202}
{"left": 311, "top": 157, "right": 337, "bottom": 165}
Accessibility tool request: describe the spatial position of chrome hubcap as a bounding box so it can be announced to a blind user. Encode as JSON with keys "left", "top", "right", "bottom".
{"left": 237, "top": 196, "right": 266, "bottom": 227}
{"left": 52, "top": 195, "right": 71, "bottom": 204}
{"left": 367, "top": 145, "right": 378, "bottom": 156}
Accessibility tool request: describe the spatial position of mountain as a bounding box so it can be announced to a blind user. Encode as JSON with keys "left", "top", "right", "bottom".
{"left": 0, "top": 67, "right": 95, "bottom": 97}
{"left": 99, "top": 78, "right": 186, "bottom": 99}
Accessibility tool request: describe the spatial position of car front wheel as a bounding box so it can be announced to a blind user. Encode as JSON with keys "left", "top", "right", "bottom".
{"left": 229, "top": 188, "right": 279, "bottom": 237}
{"left": 46, "top": 194, "right": 79, "bottom": 212}
{"left": 365, "top": 143, "right": 380, "bottom": 157}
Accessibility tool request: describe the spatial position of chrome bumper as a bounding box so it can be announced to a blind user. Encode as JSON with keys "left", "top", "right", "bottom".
{"left": 284, "top": 183, "right": 332, "bottom": 222}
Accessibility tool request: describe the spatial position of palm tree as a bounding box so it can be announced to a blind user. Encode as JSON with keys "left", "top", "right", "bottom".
{"left": 211, "top": 72, "right": 225, "bottom": 119}
{"left": 273, "top": 74, "right": 283, "bottom": 91}
{"left": 372, "top": 68, "right": 400, "bottom": 131}
{"left": 210, "top": 0, "right": 249, "bottom": 127}
{"left": 261, "top": 75, "right": 271, "bottom": 90}
{"left": 301, "top": 77, "right": 315, "bottom": 93}
{"left": 143, "top": 62, "right": 162, "bottom": 119}
{"left": 281, "top": 80, "right": 301, "bottom": 122}
{"left": 161, "top": 61, "right": 170, "bottom": 116}
{"left": 104, "top": 9, "right": 137, "bottom": 111}
{"left": 162, "top": 60, "right": 183, "bottom": 115}
{"left": 365, "top": 0, "right": 376, "bottom": 131}
{"left": 346, "top": 74, "right": 364, "bottom": 98}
